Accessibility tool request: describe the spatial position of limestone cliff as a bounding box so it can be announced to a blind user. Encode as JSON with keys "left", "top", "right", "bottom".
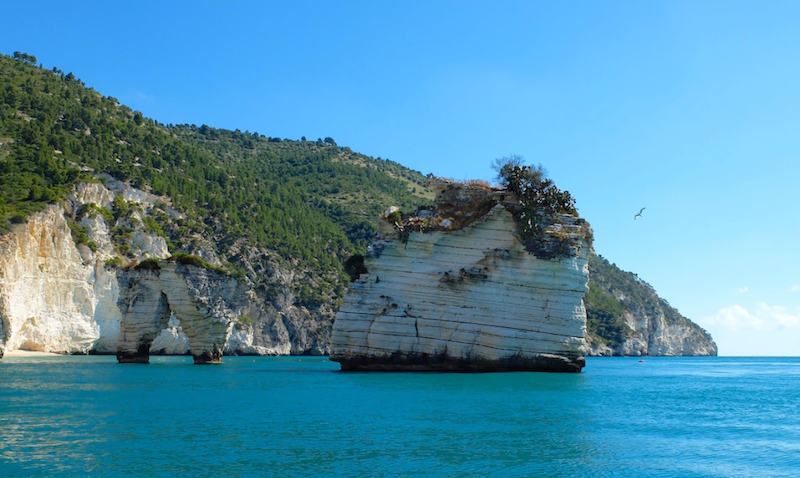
{"left": 331, "top": 181, "right": 593, "bottom": 372}
{"left": 0, "top": 175, "right": 713, "bottom": 361}
{"left": 0, "top": 203, "right": 119, "bottom": 356}
{"left": 0, "top": 178, "right": 329, "bottom": 358}
{"left": 116, "top": 261, "right": 250, "bottom": 363}
{"left": 584, "top": 254, "right": 717, "bottom": 356}
{"left": 0, "top": 179, "right": 172, "bottom": 357}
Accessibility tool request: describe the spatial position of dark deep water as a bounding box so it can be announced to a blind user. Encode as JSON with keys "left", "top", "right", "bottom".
{"left": 1, "top": 355, "right": 799, "bottom": 477}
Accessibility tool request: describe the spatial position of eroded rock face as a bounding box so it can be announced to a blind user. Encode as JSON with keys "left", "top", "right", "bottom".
{"left": 331, "top": 185, "right": 593, "bottom": 372}
{"left": 0, "top": 179, "right": 325, "bottom": 359}
{"left": 116, "top": 268, "right": 171, "bottom": 363}
{"left": 586, "top": 304, "right": 718, "bottom": 357}
{"left": 0, "top": 180, "right": 175, "bottom": 357}
{"left": 584, "top": 254, "right": 717, "bottom": 357}
{"left": 0, "top": 206, "right": 102, "bottom": 355}
{"left": 117, "top": 262, "right": 248, "bottom": 364}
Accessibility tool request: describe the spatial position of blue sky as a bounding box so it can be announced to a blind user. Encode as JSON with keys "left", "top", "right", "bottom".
{"left": 4, "top": 1, "right": 799, "bottom": 355}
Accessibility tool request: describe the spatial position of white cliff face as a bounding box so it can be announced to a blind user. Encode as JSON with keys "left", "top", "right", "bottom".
{"left": 584, "top": 254, "right": 717, "bottom": 357}
{"left": 116, "top": 261, "right": 252, "bottom": 363}
{"left": 0, "top": 206, "right": 100, "bottom": 354}
{"left": 90, "top": 260, "right": 122, "bottom": 352}
{"left": 150, "top": 313, "right": 190, "bottom": 355}
{"left": 0, "top": 179, "right": 325, "bottom": 359}
{"left": 331, "top": 203, "right": 593, "bottom": 372}
{"left": 225, "top": 299, "right": 293, "bottom": 356}
{"left": 0, "top": 180, "right": 173, "bottom": 356}
{"left": 588, "top": 309, "right": 718, "bottom": 357}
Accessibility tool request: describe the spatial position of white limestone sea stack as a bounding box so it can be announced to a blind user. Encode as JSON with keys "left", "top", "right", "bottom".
{"left": 331, "top": 180, "right": 594, "bottom": 372}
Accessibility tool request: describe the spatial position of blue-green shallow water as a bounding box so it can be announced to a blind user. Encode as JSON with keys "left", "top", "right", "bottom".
{"left": 1, "top": 356, "right": 799, "bottom": 477}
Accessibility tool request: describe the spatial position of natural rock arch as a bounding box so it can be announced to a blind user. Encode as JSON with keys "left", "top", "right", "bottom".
{"left": 116, "top": 261, "right": 237, "bottom": 364}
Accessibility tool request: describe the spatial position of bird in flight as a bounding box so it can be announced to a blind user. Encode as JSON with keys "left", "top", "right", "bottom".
{"left": 634, "top": 207, "right": 645, "bottom": 220}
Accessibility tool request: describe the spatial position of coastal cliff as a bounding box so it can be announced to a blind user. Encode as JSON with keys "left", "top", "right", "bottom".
{"left": 0, "top": 54, "right": 717, "bottom": 359}
{"left": 116, "top": 260, "right": 246, "bottom": 363}
{"left": 0, "top": 178, "right": 716, "bottom": 361}
{"left": 331, "top": 180, "right": 593, "bottom": 372}
{"left": 585, "top": 254, "right": 717, "bottom": 356}
{"left": 0, "top": 179, "right": 328, "bottom": 358}
{"left": 0, "top": 196, "right": 128, "bottom": 356}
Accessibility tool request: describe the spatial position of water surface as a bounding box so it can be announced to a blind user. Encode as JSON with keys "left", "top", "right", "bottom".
{"left": 1, "top": 356, "right": 798, "bottom": 477}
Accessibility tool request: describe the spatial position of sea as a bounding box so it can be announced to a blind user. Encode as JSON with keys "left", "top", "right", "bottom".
{"left": 1, "top": 356, "right": 798, "bottom": 478}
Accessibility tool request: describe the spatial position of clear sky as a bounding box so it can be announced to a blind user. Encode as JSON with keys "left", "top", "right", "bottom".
{"left": 3, "top": 0, "right": 798, "bottom": 355}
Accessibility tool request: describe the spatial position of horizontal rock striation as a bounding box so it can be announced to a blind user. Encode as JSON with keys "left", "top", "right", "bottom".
{"left": 332, "top": 182, "right": 593, "bottom": 372}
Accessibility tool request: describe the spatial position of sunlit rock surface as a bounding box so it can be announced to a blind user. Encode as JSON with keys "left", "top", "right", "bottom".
{"left": 0, "top": 205, "right": 104, "bottom": 355}
{"left": 583, "top": 253, "right": 718, "bottom": 357}
{"left": 586, "top": 308, "right": 718, "bottom": 357}
{"left": 331, "top": 182, "right": 593, "bottom": 372}
{"left": 586, "top": 300, "right": 718, "bottom": 357}
{"left": 0, "top": 179, "right": 322, "bottom": 359}
{"left": 117, "top": 261, "right": 247, "bottom": 364}
{"left": 0, "top": 181, "right": 172, "bottom": 357}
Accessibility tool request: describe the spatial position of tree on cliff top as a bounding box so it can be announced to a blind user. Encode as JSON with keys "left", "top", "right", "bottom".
{"left": 491, "top": 155, "right": 576, "bottom": 216}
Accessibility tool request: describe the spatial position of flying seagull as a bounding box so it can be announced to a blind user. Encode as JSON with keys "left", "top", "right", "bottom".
{"left": 634, "top": 207, "right": 645, "bottom": 220}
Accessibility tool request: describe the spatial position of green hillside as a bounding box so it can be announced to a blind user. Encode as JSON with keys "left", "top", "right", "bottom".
{"left": 0, "top": 52, "right": 433, "bottom": 304}
{"left": 0, "top": 51, "right": 712, "bottom": 351}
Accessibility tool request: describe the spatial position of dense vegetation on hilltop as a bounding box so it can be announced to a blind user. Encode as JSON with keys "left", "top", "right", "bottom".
{"left": 0, "top": 52, "right": 430, "bottom": 290}
{"left": 169, "top": 124, "right": 431, "bottom": 251}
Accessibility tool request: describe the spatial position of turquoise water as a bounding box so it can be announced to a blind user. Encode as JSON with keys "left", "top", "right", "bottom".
{"left": 1, "top": 356, "right": 799, "bottom": 477}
